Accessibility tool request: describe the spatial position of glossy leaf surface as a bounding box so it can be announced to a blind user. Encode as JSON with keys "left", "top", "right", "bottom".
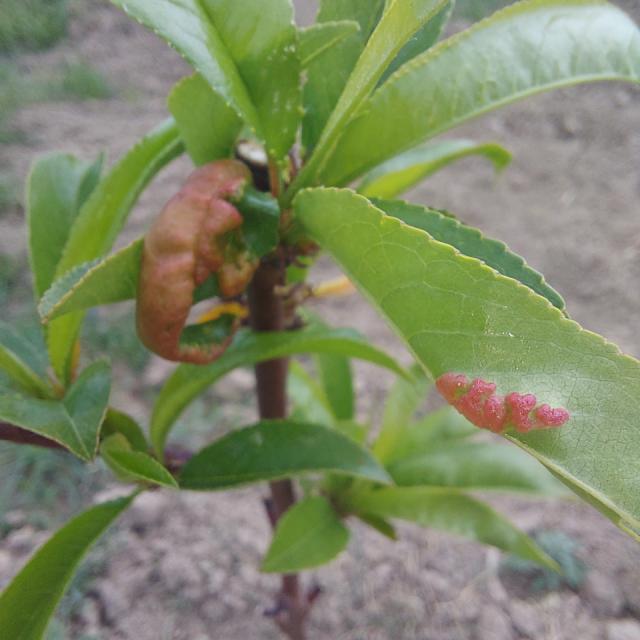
{"left": 346, "top": 486, "right": 556, "bottom": 568}
{"left": 48, "top": 119, "right": 182, "bottom": 383}
{"left": 375, "top": 198, "right": 564, "bottom": 309}
{"left": 168, "top": 73, "right": 242, "bottom": 165}
{"left": 296, "top": 188, "right": 640, "bottom": 537}
{"left": 180, "top": 420, "right": 391, "bottom": 489}
{"left": 39, "top": 239, "right": 143, "bottom": 322}
{"left": 151, "top": 326, "right": 407, "bottom": 457}
{"left": 0, "top": 360, "right": 110, "bottom": 460}
{"left": 0, "top": 496, "right": 133, "bottom": 640}
{"left": 262, "top": 496, "right": 349, "bottom": 572}
{"left": 359, "top": 139, "right": 511, "bottom": 199}
{"left": 321, "top": 1, "right": 640, "bottom": 186}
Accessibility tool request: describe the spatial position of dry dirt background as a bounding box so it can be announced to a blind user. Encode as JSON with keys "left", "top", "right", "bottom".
{"left": 1, "top": 1, "right": 640, "bottom": 639}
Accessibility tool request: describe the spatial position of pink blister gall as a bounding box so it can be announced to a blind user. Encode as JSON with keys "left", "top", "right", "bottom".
{"left": 456, "top": 379, "right": 496, "bottom": 427}
{"left": 483, "top": 395, "right": 507, "bottom": 432}
{"left": 435, "top": 373, "right": 570, "bottom": 434}
{"left": 534, "top": 404, "right": 570, "bottom": 428}
{"left": 505, "top": 393, "right": 537, "bottom": 432}
{"left": 435, "top": 373, "right": 469, "bottom": 404}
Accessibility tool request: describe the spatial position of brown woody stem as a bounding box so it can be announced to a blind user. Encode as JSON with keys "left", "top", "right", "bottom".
{"left": 0, "top": 422, "right": 66, "bottom": 451}
{"left": 248, "top": 259, "right": 310, "bottom": 640}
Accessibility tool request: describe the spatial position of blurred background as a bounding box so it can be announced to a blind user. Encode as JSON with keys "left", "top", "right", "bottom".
{"left": 0, "top": 1, "right": 639, "bottom": 638}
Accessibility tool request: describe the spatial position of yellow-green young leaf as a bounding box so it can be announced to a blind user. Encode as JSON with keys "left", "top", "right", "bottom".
{"left": 168, "top": 73, "right": 242, "bottom": 166}
{"left": 262, "top": 496, "right": 349, "bottom": 573}
{"left": 359, "top": 139, "right": 511, "bottom": 199}
{"left": 151, "top": 326, "right": 408, "bottom": 458}
{"left": 0, "top": 360, "right": 111, "bottom": 460}
{"left": 302, "top": 0, "right": 386, "bottom": 154}
{"left": 295, "top": 188, "right": 640, "bottom": 538}
{"left": 389, "top": 441, "right": 567, "bottom": 496}
{"left": 27, "top": 153, "right": 102, "bottom": 300}
{"left": 344, "top": 486, "right": 557, "bottom": 569}
{"left": 39, "top": 239, "right": 143, "bottom": 323}
{"left": 48, "top": 119, "right": 182, "bottom": 385}
{"left": 0, "top": 495, "right": 133, "bottom": 640}
{"left": 298, "top": 21, "right": 360, "bottom": 68}
{"left": 321, "top": 0, "right": 640, "bottom": 186}
{"left": 201, "top": 0, "right": 301, "bottom": 161}
{"left": 291, "top": 0, "right": 451, "bottom": 197}
{"left": 110, "top": 0, "right": 258, "bottom": 130}
{"left": 101, "top": 435, "right": 177, "bottom": 489}
{"left": 374, "top": 198, "right": 564, "bottom": 310}
{"left": 179, "top": 420, "right": 391, "bottom": 490}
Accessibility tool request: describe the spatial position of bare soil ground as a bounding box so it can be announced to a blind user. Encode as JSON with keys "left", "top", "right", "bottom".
{"left": 0, "top": 2, "right": 639, "bottom": 639}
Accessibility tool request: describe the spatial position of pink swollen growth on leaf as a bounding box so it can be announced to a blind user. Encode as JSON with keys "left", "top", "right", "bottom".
{"left": 435, "top": 374, "right": 570, "bottom": 434}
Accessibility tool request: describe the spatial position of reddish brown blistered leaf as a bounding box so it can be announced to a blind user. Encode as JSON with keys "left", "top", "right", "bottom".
{"left": 435, "top": 374, "right": 570, "bottom": 434}
{"left": 136, "top": 160, "right": 258, "bottom": 364}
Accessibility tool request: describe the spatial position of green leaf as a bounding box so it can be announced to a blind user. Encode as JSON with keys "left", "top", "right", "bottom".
{"left": 298, "top": 21, "right": 360, "bottom": 68}
{"left": 290, "top": 0, "right": 451, "bottom": 198}
{"left": 110, "top": 0, "right": 258, "bottom": 130}
{"left": 288, "top": 360, "right": 335, "bottom": 428}
{"left": 27, "top": 153, "right": 102, "bottom": 300}
{"left": 234, "top": 186, "right": 281, "bottom": 258}
{"left": 389, "top": 441, "right": 566, "bottom": 495}
{"left": 357, "top": 512, "right": 397, "bottom": 540}
{"left": 0, "top": 495, "right": 133, "bottom": 640}
{"left": 359, "top": 139, "right": 511, "bottom": 199}
{"left": 201, "top": 0, "right": 301, "bottom": 160}
{"left": 39, "top": 239, "right": 143, "bottom": 323}
{"left": 321, "top": 0, "right": 640, "bottom": 186}
{"left": 102, "top": 408, "right": 149, "bottom": 452}
{"left": 151, "top": 326, "right": 408, "bottom": 457}
{"left": 101, "top": 437, "right": 177, "bottom": 489}
{"left": 315, "top": 352, "right": 354, "bottom": 421}
{"left": 386, "top": 406, "right": 477, "bottom": 464}
{"left": 296, "top": 188, "right": 640, "bottom": 537}
{"left": 379, "top": 0, "right": 454, "bottom": 85}
{"left": 48, "top": 118, "right": 182, "bottom": 384}
{"left": 374, "top": 198, "right": 564, "bottom": 310}
{"left": 301, "top": 0, "right": 386, "bottom": 154}
{"left": 168, "top": 73, "right": 242, "bottom": 165}
{"left": 345, "top": 486, "right": 557, "bottom": 568}
{"left": 262, "top": 496, "right": 349, "bottom": 572}
{"left": 318, "top": 0, "right": 386, "bottom": 34}
{"left": 0, "top": 344, "right": 51, "bottom": 398}
{"left": 0, "top": 360, "right": 111, "bottom": 460}
{"left": 373, "top": 364, "right": 431, "bottom": 462}
{"left": 180, "top": 420, "right": 391, "bottom": 489}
